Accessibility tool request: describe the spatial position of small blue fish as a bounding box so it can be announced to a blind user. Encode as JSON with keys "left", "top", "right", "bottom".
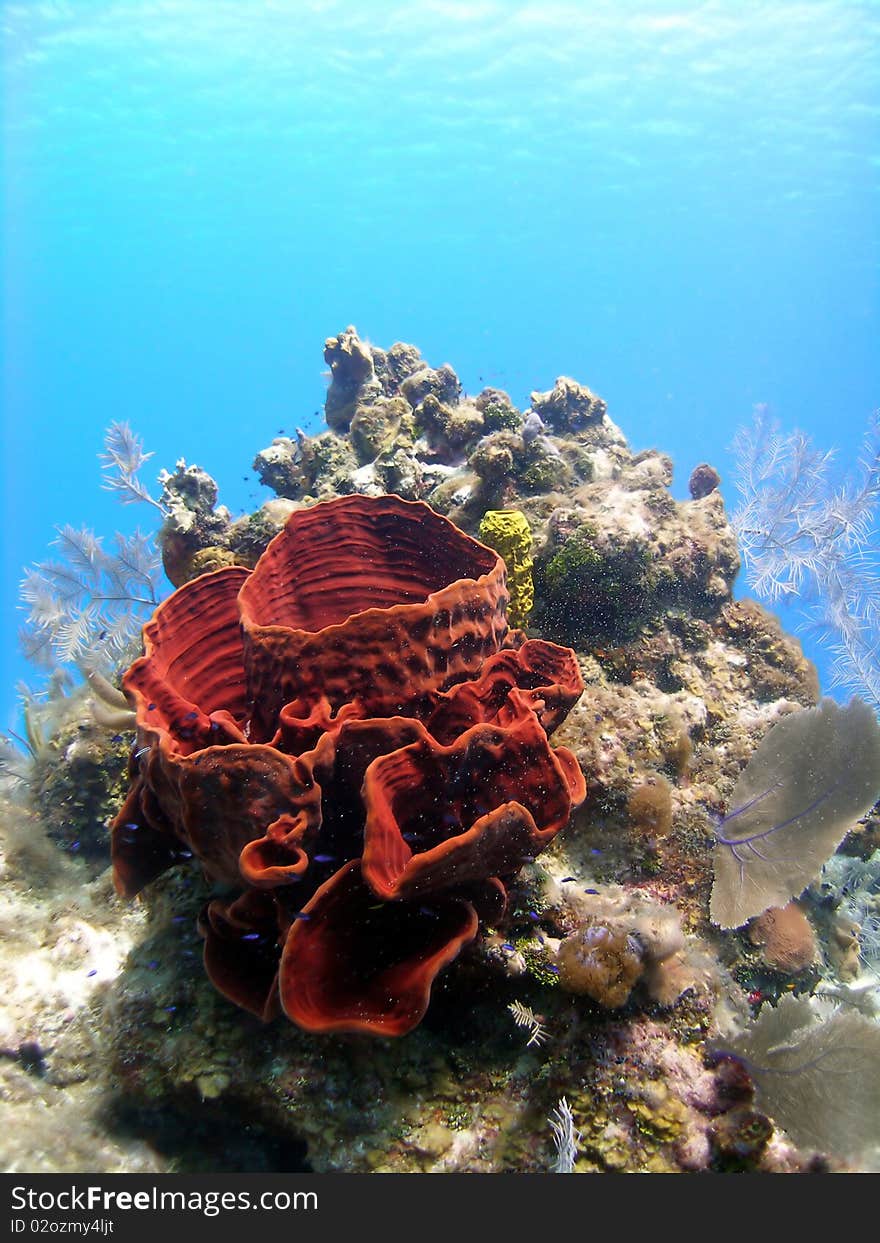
{"left": 584, "top": 888, "right": 599, "bottom": 895}
{"left": 313, "top": 853, "right": 336, "bottom": 864}
{"left": 589, "top": 847, "right": 602, "bottom": 856}
{"left": 87, "top": 968, "right": 97, "bottom": 978}
{"left": 292, "top": 912, "right": 311, "bottom": 920}
{"left": 501, "top": 943, "right": 515, "bottom": 952}
{"left": 560, "top": 876, "right": 578, "bottom": 883}
{"left": 527, "top": 911, "right": 540, "bottom": 921}
{"left": 69, "top": 841, "right": 80, "bottom": 852}
{"left": 241, "top": 932, "right": 261, "bottom": 941}
{"left": 123, "top": 822, "right": 139, "bottom": 831}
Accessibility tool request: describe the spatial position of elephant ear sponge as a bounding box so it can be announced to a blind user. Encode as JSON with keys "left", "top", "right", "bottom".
{"left": 478, "top": 509, "right": 534, "bottom": 629}
{"left": 111, "top": 494, "right": 586, "bottom": 1037}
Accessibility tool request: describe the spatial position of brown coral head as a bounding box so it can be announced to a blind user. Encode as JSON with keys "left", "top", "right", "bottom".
{"left": 688, "top": 462, "right": 721, "bottom": 500}
{"left": 111, "top": 492, "right": 585, "bottom": 1036}
{"left": 556, "top": 920, "right": 645, "bottom": 1009}
{"left": 626, "top": 774, "right": 673, "bottom": 839}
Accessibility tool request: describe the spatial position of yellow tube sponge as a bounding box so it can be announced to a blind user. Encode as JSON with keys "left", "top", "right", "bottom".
{"left": 479, "top": 509, "right": 534, "bottom": 628}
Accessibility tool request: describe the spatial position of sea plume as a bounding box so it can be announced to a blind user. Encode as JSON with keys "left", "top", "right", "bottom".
{"left": 731, "top": 406, "right": 880, "bottom": 710}
{"left": 20, "top": 525, "right": 161, "bottom": 672}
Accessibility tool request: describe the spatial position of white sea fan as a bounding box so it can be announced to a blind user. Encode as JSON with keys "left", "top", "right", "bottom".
{"left": 717, "top": 994, "right": 880, "bottom": 1165}
{"left": 710, "top": 698, "right": 880, "bottom": 928}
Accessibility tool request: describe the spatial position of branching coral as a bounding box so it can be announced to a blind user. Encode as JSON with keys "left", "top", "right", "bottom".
{"left": 20, "top": 526, "right": 161, "bottom": 671}
{"left": 822, "top": 849, "right": 880, "bottom": 979}
{"left": 731, "top": 405, "right": 880, "bottom": 710}
{"left": 100, "top": 421, "right": 168, "bottom": 516}
{"left": 20, "top": 422, "right": 165, "bottom": 682}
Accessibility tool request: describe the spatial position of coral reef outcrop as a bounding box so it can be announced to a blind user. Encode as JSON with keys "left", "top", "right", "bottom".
{"left": 8, "top": 325, "right": 879, "bottom": 1175}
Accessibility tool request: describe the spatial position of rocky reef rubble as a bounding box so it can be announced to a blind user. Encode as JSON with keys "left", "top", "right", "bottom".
{"left": 162, "top": 326, "right": 746, "bottom": 655}
{"left": 155, "top": 459, "right": 297, "bottom": 588}
{"left": 251, "top": 326, "right": 616, "bottom": 532}
{"left": 3, "top": 326, "right": 878, "bottom": 1173}
{"left": 0, "top": 769, "right": 159, "bottom": 1173}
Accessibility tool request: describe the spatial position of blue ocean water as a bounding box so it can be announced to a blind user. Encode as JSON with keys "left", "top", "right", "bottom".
{"left": 2, "top": 0, "right": 878, "bottom": 728}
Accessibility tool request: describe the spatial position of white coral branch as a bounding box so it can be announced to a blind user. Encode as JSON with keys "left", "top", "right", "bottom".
{"left": 548, "top": 1097, "right": 580, "bottom": 1173}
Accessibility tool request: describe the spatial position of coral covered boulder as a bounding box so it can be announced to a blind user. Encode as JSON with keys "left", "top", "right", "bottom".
{"left": 111, "top": 494, "right": 585, "bottom": 1035}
